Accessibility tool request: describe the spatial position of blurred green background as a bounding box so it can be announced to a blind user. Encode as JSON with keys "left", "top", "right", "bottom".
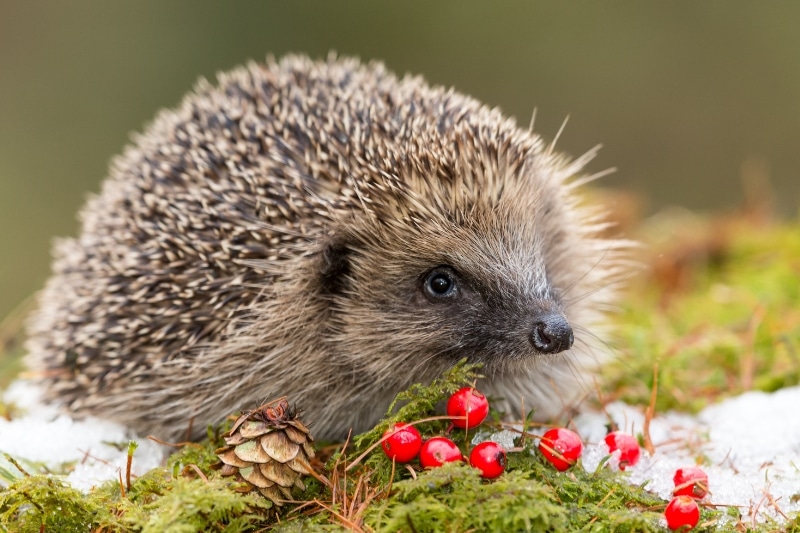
{"left": 2, "top": 1, "right": 800, "bottom": 321}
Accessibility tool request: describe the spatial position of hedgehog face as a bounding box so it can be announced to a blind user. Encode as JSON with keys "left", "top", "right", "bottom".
{"left": 419, "top": 265, "right": 574, "bottom": 354}
{"left": 320, "top": 195, "right": 579, "bottom": 377}
{"left": 416, "top": 260, "right": 574, "bottom": 359}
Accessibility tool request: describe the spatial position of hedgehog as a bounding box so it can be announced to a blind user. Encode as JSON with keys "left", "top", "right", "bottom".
{"left": 25, "top": 54, "right": 629, "bottom": 441}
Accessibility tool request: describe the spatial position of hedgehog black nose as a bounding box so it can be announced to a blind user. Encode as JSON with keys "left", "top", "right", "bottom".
{"left": 529, "top": 313, "right": 574, "bottom": 354}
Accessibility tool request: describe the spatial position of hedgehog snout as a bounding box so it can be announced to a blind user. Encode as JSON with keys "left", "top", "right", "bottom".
{"left": 529, "top": 312, "right": 574, "bottom": 354}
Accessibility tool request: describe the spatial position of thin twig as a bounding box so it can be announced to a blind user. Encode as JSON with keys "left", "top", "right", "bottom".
{"left": 118, "top": 470, "right": 126, "bottom": 499}
{"left": 642, "top": 363, "right": 658, "bottom": 455}
{"left": 3, "top": 454, "right": 31, "bottom": 477}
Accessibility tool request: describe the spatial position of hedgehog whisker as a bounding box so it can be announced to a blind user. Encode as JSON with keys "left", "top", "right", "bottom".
{"left": 571, "top": 323, "right": 614, "bottom": 354}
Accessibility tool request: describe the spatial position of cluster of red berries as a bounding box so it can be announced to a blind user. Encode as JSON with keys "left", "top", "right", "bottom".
{"left": 380, "top": 387, "right": 506, "bottom": 479}
{"left": 537, "top": 426, "right": 708, "bottom": 531}
{"left": 383, "top": 388, "right": 709, "bottom": 529}
{"left": 664, "top": 466, "right": 708, "bottom": 531}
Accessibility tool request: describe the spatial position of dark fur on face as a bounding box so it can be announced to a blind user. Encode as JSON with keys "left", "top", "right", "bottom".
{"left": 26, "top": 55, "right": 630, "bottom": 440}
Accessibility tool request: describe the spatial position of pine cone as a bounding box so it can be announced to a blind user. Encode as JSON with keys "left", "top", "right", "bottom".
{"left": 214, "top": 398, "right": 316, "bottom": 505}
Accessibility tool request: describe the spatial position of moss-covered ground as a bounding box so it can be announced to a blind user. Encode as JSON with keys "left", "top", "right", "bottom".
{"left": 0, "top": 205, "right": 799, "bottom": 532}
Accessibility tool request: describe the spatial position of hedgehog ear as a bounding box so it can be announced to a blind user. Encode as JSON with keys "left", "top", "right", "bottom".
{"left": 319, "top": 237, "right": 351, "bottom": 294}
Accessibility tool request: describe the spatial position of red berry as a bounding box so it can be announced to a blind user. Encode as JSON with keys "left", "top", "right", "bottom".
{"left": 604, "top": 431, "right": 641, "bottom": 470}
{"left": 538, "top": 427, "right": 582, "bottom": 471}
{"left": 664, "top": 495, "right": 700, "bottom": 531}
{"left": 673, "top": 466, "right": 709, "bottom": 499}
{"left": 419, "top": 437, "right": 463, "bottom": 468}
{"left": 469, "top": 441, "right": 506, "bottom": 479}
{"left": 446, "top": 387, "right": 490, "bottom": 429}
{"left": 381, "top": 423, "right": 423, "bottom": 463}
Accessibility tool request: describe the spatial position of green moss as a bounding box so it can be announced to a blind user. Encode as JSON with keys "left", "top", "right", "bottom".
{"left": 166, "top": 426, "right": 227, "bottom": 476}
{"left": 605, "top": 217, "right": 800, "bottom": 414}
{"left": 0, "top": 461, "right": 272, "bottom": 532}
{"left": 112, "top": 476, "right": 272, "bottom": 533}
{"left": 0, "top": 474, "right": 103, "bottom": 532}
{"left": 369, "top": 462, "right": 566, "bottom": 532}
{"left": 787, "top": 513, "right": 800, "bottom": 533}
{"left": 352, "top": 359, "right": 483, "bottom": 453}
{"left": 348, "top": 360, "right": 483, "bottom": 487}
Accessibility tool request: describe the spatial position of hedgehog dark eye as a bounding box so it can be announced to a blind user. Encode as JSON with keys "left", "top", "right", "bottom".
{"left": 423, "top": 267, "right": 457, "bottom": 299}
{"left": 429, "top": 274, "right": 452, "bottom": 294}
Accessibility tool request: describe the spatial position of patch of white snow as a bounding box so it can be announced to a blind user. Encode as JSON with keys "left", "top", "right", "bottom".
{"left": 573, "top": 386, "right": 800, "bottom": 525}
{"left": 0, "top": 380, "right": 166, "bottom": 490}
